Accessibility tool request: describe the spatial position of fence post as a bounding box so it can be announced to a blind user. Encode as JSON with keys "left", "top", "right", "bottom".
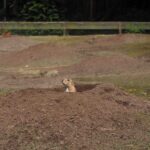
{"left": 118, "top": 22, "right": 122, "bottom": 34}
{"left": 0, "top": 23, "right": 4, "bottom": 34}
{"left": 63, "top": 22, "right": 67, "bottom": 36}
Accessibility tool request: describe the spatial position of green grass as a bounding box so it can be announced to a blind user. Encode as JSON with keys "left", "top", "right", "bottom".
{"left": 29, "top": 35, "right": 87, "bottom": 45}
{"left": 85, "top": 42, "right": 150, "bottom": 58}
{"left": 29, "top": 35, "right": 110, "bottom": 45}
{"left": 28, "top": 35, "right": 150, "bottom": 60}
{"left": 113, "top": 141, "right": 150, "bottom": 150}
{"left": 118, "top": 42, "right": 150, "bottom": 58}
{"left": 28, "top": 57, "right": 82, "bottom": 68}
{"left": 74, "top": 73, "right": 150, "bottom": 100}
{"left": 0, "top": 88, "right": 16, "bottom": 96}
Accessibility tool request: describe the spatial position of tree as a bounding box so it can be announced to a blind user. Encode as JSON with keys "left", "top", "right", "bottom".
{"left": 0, "top": 0, "right": 150, "bottom": 21}
{"left": 20, "top": 0, "right": 62, "bottom": 21}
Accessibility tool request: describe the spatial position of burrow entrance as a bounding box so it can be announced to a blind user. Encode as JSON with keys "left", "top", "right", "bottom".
{"left": 51, "top": 84, "right": 97, "bottom": 92}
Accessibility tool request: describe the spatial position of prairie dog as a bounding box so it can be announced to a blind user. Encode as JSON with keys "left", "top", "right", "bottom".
{"left": 62, "top": 78, "right": 77, "bottom": 92}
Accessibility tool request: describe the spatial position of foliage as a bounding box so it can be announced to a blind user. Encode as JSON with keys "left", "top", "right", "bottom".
{"left": 20, "top": 1, "right": 61, "bottom": 21}
{"left": 125, "top": 23, "right": 144, "bottom": 33}
{"left": 12, "top": 29, "right": 63, "bottom": 36}
{"left": 0, "top": 0, "right": 150, "bottom": 21}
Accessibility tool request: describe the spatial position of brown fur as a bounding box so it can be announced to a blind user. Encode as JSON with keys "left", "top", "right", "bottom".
{"left": 62, "top": 78, "right": 77, "bottom": 92}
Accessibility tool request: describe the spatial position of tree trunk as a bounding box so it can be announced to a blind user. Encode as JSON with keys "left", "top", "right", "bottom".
{"left": 90, "top": 0, "right": 93, "bottom": 20}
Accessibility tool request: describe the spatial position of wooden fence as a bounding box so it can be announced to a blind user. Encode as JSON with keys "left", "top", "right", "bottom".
{"left": 0, "top": 22, "right": 150, "bottom": 35}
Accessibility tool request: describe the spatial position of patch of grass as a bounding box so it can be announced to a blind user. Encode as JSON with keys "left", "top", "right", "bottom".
{"left": 117, "top": 42, "right": 150, "bottom": 58}
{"left": 29, "top": 57, "right": 82, "bottom": 68}
{"left": 0, "top": 56, "right": 82, "bottom": 74}
{"left": 29, "top": 35, "right": 87, "bottom": 45}
{"left": 0, "top": 88, "right": 16, "bottom": 96}
{"left": 29, "top": 35, "right": 110, "bottom": 45}
{"left": 79, "top": 50, "right": 118, "bottom": 57}
{"left": 113, "top": 141, "right": 150, "bottom": 150}
{"left": 74, "top": 73, "right": 150, "bottom": 100}
{"left": 125, "top": 23, "right": 144, "bottom": 33}
{"left": 123, "top": 86, "right": 150, "bottom": 100}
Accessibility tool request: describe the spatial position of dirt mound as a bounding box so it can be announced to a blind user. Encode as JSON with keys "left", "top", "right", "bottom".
{"left": 0, "top": 36, "right": 43, "bottom": 52}
{"left": 0, "top": 43, "right": 77, "bottom": 67}
{"left": 0, "top": 34, "right": 148, "bottom": 71}
{"left": 0, "top": 84, "right": 150, "bottom": 150}
{"left": 60, "top": 55, "right": 141, "bottom": 75}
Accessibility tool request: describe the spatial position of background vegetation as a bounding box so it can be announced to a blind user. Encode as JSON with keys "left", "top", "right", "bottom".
{"left": 0, "top": 0, "right": 150, "bottom": 21}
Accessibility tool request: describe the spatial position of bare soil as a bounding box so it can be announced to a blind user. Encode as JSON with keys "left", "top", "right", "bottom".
{"left": 0, "top": 34, "right": 150, "bottom": 149}
{"left": 0, "top": 34, "right": 149, "bottom": 89}
{"left": 0, "top": 84, "right": 150, "bottom": 150}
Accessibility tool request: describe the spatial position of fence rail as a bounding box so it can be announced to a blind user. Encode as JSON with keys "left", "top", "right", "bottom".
{"left": 0, "top": 22, "right": 150, "bottom": 35}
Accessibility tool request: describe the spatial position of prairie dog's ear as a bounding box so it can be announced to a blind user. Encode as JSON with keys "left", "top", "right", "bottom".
{"left": 62, "top": 78, "right": 69, "bottom": 85}
{"left": 69, "top": 79, "right": 75, "bottom": 85}
{"left": 68, "top": 79, "right": 72, "bottom": 82}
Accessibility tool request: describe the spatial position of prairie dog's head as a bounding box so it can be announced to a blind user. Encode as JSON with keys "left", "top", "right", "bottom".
{"left": 62, "top": 78, "right": 74, "bottom": 87}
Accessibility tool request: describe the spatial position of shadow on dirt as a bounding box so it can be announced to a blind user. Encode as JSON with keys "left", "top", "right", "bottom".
{"left": 51, "top": 84, "right": 98, "bottom": 92}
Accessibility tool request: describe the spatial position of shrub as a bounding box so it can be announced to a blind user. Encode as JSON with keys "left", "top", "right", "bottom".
{"left": 20, "top": 1, "right": 61, "bottom": 21}
{"left": 125, "top": 23, "right": 144, "bottom": 33}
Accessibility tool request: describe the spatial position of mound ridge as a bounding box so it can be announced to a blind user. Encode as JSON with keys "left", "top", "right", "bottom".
{"left": 0, "top": 84, "right": 150, "bottom": 150}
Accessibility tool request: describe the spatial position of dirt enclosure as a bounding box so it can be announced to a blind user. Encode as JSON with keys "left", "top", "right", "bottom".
{"left": 0, "top": 34, "right": 150, "bottom": 149}
{"left": 1, "top": 84, "right": 150, "bottom": 150}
